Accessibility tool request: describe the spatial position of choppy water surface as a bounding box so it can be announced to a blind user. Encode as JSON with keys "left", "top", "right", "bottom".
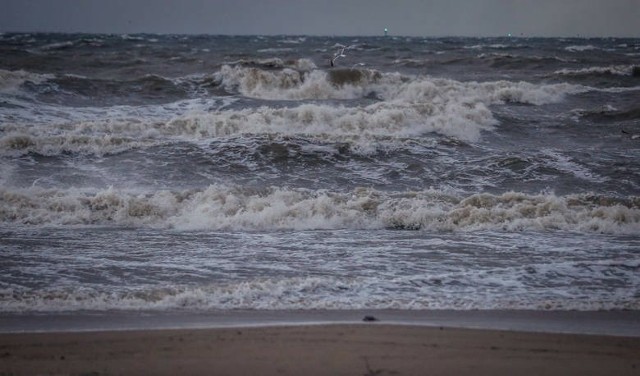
{"left": 1, "top": 34, "right": 639, "bottom": 312}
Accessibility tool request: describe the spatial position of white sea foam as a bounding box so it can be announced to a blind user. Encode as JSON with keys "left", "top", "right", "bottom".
{"left": 38, "top": 40, "right": 75, "bottom": 51}
{"left": 0, "top": 69, "right": 54, "bottom": 92}
{"left": 120, "top": 34, "right": 145, "bottom": 41}
{"left": 1, "top": 186, "right": 638, "bottom": 234}
{"left": 381, "top": 78, "right": 585, "bottom": 106}
{"left": 600, "top": 86, "right": 640, "bottom": 94}
{"left": 565, "top": 45, "right": 599, "bottom": 52}
{"left": 2, "top": 267, "right": 638, "bottom": 312}
{"left": 0, "top": 97, "right": 238, "bottom": 156}
{"left": 166, "top": 101, "right": 496, "bottom": 144}
{"left": 257, "top": 47, "right": 294, "bottom": 53}
{"left": 0, "top": 66, "right": 589, "bottom": 156}
{"left": 542, "top": 149, "right": 608, "bottom": 183}
{"left": 216, "top": 65, "right": 586, "bottom": 104}
{"left": 216, "top": 74, "right": 581, "bottom": 137}
{"left": 1, "top": 102, "right": 476, "bottom": 156}
{"left": 554, "top": 65, "right": 636, "bottom": 76}
{"left": 205, "top": 68, "right": 585, "bottom": 143}
{"left": 465, "top": 44, "right": 512, "bottom": 50}
{"left": 0, "top": 131, "right": 152, "bottom": 157}
{"left": 0, "top": 80, "right": 498, "bottom": 155}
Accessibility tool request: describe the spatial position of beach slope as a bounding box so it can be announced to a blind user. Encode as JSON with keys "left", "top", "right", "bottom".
{"left": 1, "top": 325, "right": 639, "bottom": 375}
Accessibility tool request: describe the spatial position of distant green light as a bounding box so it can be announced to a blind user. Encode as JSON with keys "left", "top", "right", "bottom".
{"left": 384, "top": 27, "right": 388, "bottom": 36}
{"left": 508, "top": 33, "right": 512, "bottom": 37}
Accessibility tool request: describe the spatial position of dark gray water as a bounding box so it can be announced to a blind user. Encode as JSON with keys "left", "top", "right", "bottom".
{"left": 1, "top": 34, "right": 639, "bottom": 312}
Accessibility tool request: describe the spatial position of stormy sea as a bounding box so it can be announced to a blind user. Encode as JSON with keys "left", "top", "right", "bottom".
{"left": 1, "top": 33, "right": 639, "bottom": 318}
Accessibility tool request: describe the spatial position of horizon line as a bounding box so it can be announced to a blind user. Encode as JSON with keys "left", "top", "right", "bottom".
{"left": 2, "top": 30, "right": 639, "bottom": 39}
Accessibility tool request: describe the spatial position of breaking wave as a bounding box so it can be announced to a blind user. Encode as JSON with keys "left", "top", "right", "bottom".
{"left": 3, "top": 272, "right": 638, "bottom": 312}
{"left": 565, "top": 45, "right": 599, "bottom": 52}
{"left": 0, "top": 132, "right": 152, "bottom": 156}
{"left": 1, "top": 186, "right": 638, "bottom": 234}
{"left": 1, "top": 69, "right": 587, "bottom": 156}
{"left": 0, "top": 100, "right": 493, "bottom": 156}
{"left": 554, "top": 65, "right": 639, "bottom": 77}
{"left": 215, "top": 63, "right": 586, "bottom": 102}
{"left": 0, "top": 69, "right": 54, "bottom": 93}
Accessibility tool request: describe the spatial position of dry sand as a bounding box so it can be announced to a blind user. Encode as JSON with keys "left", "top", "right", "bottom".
{"left": 1, "top": 324, "right": 639, "bottom": 375}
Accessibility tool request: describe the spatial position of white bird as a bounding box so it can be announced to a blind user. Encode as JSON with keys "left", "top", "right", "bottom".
{"left": 330, "top": 44, "right": 356, "bottom": 67}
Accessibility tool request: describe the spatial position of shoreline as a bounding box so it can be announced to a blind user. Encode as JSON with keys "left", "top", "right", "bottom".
{"left": 1, "top": 324, "right": 639, "bottom": 375}
{"left": 2, "top": 309, "right": 639, "bottom": 337}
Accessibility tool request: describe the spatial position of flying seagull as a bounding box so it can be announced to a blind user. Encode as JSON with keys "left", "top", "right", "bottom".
{"left": 330, "top": 44, "right": 355, "bottom": 67}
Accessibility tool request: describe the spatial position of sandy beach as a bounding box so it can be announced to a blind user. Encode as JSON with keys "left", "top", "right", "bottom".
{"left": 1, "top": 324, "right": 639, "bottom": 376}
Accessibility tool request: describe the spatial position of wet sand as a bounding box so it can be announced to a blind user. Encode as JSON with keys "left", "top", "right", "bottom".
{"left": 1, "top": 324, "right": 639, "bottom": 376}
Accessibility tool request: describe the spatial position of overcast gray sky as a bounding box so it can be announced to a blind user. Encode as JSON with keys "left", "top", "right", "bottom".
{"left": 1, "top": 0, "right": 639, "bottom": 37}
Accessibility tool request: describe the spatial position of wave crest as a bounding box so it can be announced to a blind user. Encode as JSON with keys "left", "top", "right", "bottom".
{"left": 1, "top": 66, "right": 588, "bottom": 156}
{"left": 0, "top": 69, "right": 54, "bottom": 92}
{"left": 2, "top": 187, "right": 638, "bottom": 234}
{"left": 4, "top": 271, "right": 638, "bottom": 312}
{"left": 215, "top": 64, "right": 585, "bottom": 105}
{"left": 554, "top": 65, "right": 638, "bottom": 77}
